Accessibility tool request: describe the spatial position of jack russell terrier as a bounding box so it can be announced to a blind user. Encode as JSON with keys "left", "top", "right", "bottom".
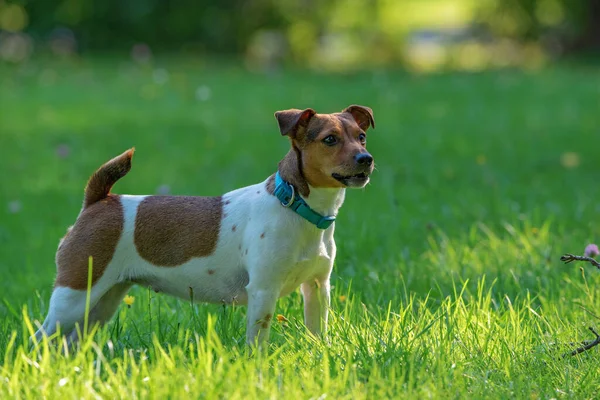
{"left": 34, "top": 105, "right": 375, "bottom": 347}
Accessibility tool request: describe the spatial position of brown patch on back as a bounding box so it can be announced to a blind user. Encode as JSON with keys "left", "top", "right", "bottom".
{"left": 55, "top": 195, "right": 124, "bottom": 289}
{"left": 134, "top": 196, "right": 223, "bottom": 266}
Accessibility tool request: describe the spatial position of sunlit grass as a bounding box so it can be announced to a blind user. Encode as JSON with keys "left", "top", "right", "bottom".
{"left": 1, "top": 58, "right": 599, "bottom": 398}
{"left": 2, "top": 223, "right": 599, "bottom": 398}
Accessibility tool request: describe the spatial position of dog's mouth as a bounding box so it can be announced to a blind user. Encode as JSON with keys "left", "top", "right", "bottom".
{"left": 332, "top": 172, "right": 370, "bottom": 187}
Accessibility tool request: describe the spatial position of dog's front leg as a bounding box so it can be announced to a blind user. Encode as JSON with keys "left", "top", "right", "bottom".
{"left": 245, "top": 284, "right": 279, "bottom": 348}
{"left": 301, "top": 276, "right": 331, "bottom": 335}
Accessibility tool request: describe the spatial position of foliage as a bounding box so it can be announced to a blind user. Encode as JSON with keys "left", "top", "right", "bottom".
{"left": 477, "top": 0, "right": 597, "bottom": 49}
{"left": 1, "top": 0, "right": 598, "bottom": 70}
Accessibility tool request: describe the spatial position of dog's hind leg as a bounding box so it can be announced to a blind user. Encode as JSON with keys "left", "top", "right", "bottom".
{"left": 33, "top": 283, "right": 112, "bottom": 343}
{"left": 87, "top": 282, "right": 132, "bottom": 326}
{"left": 60, "top": 282, "right": 133, "bottom": 347}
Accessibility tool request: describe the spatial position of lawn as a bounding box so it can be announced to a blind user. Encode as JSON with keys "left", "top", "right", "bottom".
{"left": 1, "top": 57, "right": 599, "bottom": 398}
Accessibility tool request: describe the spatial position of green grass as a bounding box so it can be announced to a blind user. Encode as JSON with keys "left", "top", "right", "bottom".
{"left": 1, "top": 57, "right": 600, "bottom": 398}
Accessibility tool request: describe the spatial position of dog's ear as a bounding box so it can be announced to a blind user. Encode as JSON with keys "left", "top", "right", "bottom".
{"left": 274, "top": 108, "right": 316, "bottom": 137}
{"left": 343, "top": 105, "right": 375, "bottom": 130}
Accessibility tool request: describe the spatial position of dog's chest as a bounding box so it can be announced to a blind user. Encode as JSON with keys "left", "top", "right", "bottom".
{"left": 278, "top": 238, "right": 333, "bottom": 296}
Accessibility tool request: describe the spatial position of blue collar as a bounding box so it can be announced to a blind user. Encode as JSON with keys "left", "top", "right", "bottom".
{"left": 273, "top": 171, "right": 336, "bottom": 229}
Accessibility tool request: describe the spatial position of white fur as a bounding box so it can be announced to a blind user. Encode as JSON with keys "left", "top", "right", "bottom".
{"left": 35, "top": 177, "right": 345, "bottom": 347}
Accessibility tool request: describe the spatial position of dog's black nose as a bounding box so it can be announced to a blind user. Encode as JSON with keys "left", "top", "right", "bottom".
{"left": 355, "top": 153, "right": 373, "bottom": 166}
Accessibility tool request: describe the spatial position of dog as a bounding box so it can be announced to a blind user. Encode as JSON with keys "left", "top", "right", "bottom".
{"left": 33, "top": 105, "right": 375, "bottom": 347}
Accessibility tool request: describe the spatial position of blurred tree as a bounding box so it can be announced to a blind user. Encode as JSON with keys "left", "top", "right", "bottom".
{"left": 14, "top": 0, "right": 336, "bottom": 53}
{"left": 477, "top": 0, "right": 600, "bottom": 53}
{"left": 2, "top": 0, "right": 597, "bottom": 67}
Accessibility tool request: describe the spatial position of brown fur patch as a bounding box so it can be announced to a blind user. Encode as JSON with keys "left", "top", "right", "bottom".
{"left": 134, "top": 196, "right": 223, "bottom": 266}
{"left": 266, "top": 174, "right": 276, "bottom": 195}
{"left": 261, "top": 313, "right": 272, "bottom": 329}
{"left": 278, "top": 146, "right": 310, "bottom": 197}
{"left": 55, "top": 195, "right": 124, "bottom": 289}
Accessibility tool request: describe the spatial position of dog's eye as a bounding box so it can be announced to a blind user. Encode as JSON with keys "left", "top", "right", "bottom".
{"left": 358, "top": 133, "right": 366, "bottom": 145}
{"left": 322, "top": 135, "right": 338, "bottom": 146}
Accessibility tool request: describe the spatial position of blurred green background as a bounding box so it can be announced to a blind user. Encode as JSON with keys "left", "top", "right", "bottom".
{"left": 0, "top": 0, "right": 599, "bottom": 306}
{"left": 1, "top": 1, "right": 600, "bottom": 396}
{"left": 1, "top": 0, "right": 600, "bottom": 71}
{"left": 1, "top": 0, "right": 599, "bottom": 305}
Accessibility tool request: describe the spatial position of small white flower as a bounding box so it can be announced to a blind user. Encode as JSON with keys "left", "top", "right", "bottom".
{"left": 153, "top": 68, "right": 169, "bottom": 85}
{"left": 8, "top": 200, "right": 21, "bottom": 214}
{"left": 195, "top": 85, "right": 211, "bottom": 102}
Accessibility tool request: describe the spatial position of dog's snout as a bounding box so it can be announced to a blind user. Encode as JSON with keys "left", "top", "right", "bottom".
{"left": 355, "top": 153, "right": 373, "bottom": 166}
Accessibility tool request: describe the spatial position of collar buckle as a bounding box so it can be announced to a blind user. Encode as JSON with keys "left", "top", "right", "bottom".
{"left": 280, "top": 183, "right": 295, "bottom": 207}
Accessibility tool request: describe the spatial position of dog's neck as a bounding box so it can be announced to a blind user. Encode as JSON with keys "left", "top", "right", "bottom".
{"left": 303, "top": 185, "right": 346, "bottom": 217}
{"left": 278, "top": 147, "right": 346, "bottom": 217}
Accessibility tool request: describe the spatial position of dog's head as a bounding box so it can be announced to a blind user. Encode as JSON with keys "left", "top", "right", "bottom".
{"left": 275, "top": 105, "right": 375, "bottom": 189}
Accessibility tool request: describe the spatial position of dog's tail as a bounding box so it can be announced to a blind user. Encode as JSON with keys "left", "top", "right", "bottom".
{"left": 83, "top": 148, "right": 135, "bottom": 209}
